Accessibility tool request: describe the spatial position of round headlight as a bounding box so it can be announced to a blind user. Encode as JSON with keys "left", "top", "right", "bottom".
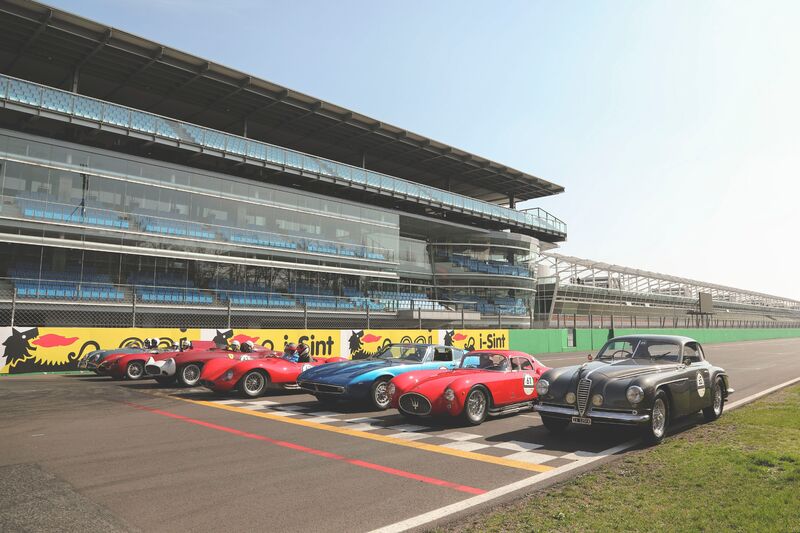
{"left": 565, "top": 392, "right": 576, "bottom": 404}
{"left": 387, "top": 382, "right": 396, "bottom": 398}
{"left": 592, "top": 394, "right": 604, "bottom": 407}
{"left": 443, "top": 387, "right": 455, "bottom": 401}
{"left": 223, "top": 370, "right": 234, "bottom": 381}
{"left": 626, "top": 385, "right": 644, "bottom": 404}
{"left": 536, "top": 379, "right": 550, "bottom": 396}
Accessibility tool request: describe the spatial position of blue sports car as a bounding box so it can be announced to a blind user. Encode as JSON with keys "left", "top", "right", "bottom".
{"left": 297, "top": 344, "right": 466, "bottom": 409}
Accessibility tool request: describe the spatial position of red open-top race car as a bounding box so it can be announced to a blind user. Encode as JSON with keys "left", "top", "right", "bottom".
{"left": 200, "top": 352, "right": 348, "bottom": 397}
{"left": 145, "top": 341, "right": 280, "bottom": 387}
{"left": 388, "top": 350, "right": 550, "bottom": 425}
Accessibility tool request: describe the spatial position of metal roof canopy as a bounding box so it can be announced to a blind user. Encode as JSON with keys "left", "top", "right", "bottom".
{"left": 543, "top": 252, "right": 800, "bottom": 310}
{"left": 0, "top": 0, "right": 565, "bottom": 205}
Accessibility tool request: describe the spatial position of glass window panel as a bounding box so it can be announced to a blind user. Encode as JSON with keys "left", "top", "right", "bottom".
{"left": 318, "top": 158, "right": 336, "bottom": 177}
{"left": 225, "top": 135, "right": 246, "bottom": 155}
{"left": 0, "top": 76, "right": 7, "bottom": 99}
{"left": 41, "top": 88, "right": 72, "bottom": 113}
{"left": 266, "top": 145, "right": 285, "bottom": 165}
{"left": 73, "top": 97, "right": 102, "bottom": 120}
{"left": 7, "top": 79, "right": 41, "bottom": 106}
{"left": 334, "top": 164, "right": 351, "bottom": 181}
{"left": 90, "top": 153, "right": 127, "bottom": 177}
{"left": 189, "top": 172, "right": 221, "bottom": 195}
{"left": 366, "top": 171, "right": 381, "bottom": 188}
{"left": 130, "top": 111, "right": 156, "bottom": 133}
{"left": 103, "top": 104, "right": 131, "bottom": 127}
{"left": 246, "top": 141, "right": 266, "bottom": 160}
{"left": 285, "top": 151, "right": 303, "bottom": 169}
{"left": 155, "top": 118, "right": 180, "bottom": 140}
{"left": 204, "top": 130, "right": 226, "bottom": 150}
{"left": 178, "top": 124, "right": 205, "bottom": 144}
{"left": 302, "top": 155, "right": 320, "bottom": 173}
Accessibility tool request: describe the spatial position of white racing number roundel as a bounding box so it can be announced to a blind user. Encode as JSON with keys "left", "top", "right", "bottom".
{"left": 696, "top": 371, "right": 706, "bottom": 397}
{"left": 523, "top": 374, "right": 535, "bottom": 395}
{"left": 302, "top": 363, "right": 313, "bottom": 372}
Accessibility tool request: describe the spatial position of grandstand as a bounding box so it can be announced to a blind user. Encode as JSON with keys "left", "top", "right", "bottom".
{"left": 0, "top": 0, "right": 796, "bottom": 330}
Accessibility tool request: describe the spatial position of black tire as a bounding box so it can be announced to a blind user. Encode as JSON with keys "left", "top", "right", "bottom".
{"left": 461, "top": 387, "right": 488, "bottom": 426}
{"left": 125, "top": 360, "right": 145, "bottom": 381}
{"left": 240, "top": 370, "right": 268, "bottom": 398}
{"left": 370, "top": 378, "right": 392, "bottom": 410}
{"left": 703, "top": 378, "right": 724, "bottom": 422}
{"left": 541, "top": 414, "right": 570, "bottom": 433}
{"left": 643, "top": 389, "right": 670, "bottom": 444}
{"left": 154, "top": 375, "right": 176, "bottom": 386}
{"left": 314, "top": 394, "right": 338, "bottom": 405}
{"left": 177, "top": 363, "right": 202, "bottom": 387}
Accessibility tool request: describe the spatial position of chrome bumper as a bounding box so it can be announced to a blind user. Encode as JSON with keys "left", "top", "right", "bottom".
{"left": 535, "top": 404, "right": 651, "bottom": 425}
{"left": 297, "top": 381, "right": 345, "bottom": 395}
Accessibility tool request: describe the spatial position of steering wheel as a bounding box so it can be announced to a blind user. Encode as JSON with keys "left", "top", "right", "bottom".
{"left": 611, "top": 349, "right": 632, "bottom": 358}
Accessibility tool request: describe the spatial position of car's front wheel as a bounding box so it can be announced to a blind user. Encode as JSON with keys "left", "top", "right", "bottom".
{"left": 643, "top": 390, "right": 670, "bottom": 444}
{"left": 125, "top": 361, "right": 144, "bottom": 381}
{"left": 178, "top": 363, "right": 202, "bottom": 387}
{"left": 240, "top": 370, "right": 268, "bottom": 398}
{"left": 370, "top": 378, "right": 392, "bottom": 410}
{"left": 703, "top": 377, "right": 724, "bottom": 422}
{"left": 540, "top": 414, "right": 570, "bottom": 433}
{"left": 462, "top": 387, "right": 488, "bottom": 425}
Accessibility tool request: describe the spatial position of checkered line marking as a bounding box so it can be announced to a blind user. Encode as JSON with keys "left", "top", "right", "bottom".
{"left": 195, "top": 397, "right": 581, "bottom": 466}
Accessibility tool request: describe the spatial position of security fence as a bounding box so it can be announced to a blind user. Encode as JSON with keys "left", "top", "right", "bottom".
{"left": 1, "top": 279, "right": 798, "bottom": 331}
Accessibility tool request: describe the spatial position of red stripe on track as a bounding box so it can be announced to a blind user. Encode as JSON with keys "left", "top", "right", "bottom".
{"left": 125, "top": 401, "right": 485, "bottom": 495}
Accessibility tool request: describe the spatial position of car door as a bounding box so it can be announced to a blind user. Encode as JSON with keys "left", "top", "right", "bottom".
{"left": 488, "top": 356, "right": 518, "bottom": 405}
{"left": 684, "top": 342, "right": 711, "bottom": 412}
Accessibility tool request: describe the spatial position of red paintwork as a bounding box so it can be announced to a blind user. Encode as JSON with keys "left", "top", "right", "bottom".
{"left": 149, "top": 346, "right": 281, "bottom": 377}
{"left": 199, "top": 355, "right": 348, "bottom": 394}
{"left": 388, "top": 350, "right": 550, "bottom": 419}
{"left": 98, "top": 343, "right": 261, "bottom": 379}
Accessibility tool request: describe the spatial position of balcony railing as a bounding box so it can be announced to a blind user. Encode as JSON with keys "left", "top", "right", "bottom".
{"left": 0, "top": 74, "right": 566, "bottom": 237}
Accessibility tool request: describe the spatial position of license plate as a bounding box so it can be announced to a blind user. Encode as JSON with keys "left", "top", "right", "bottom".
{"left": 571, "top": 416, "right": 592, "bottom": 425}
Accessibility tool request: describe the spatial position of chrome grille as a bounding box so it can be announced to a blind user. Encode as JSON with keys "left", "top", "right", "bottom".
{"left": 298, "top": 381, "right": 345, "bottom": 394}
{"left": 399, "top": 393, "right": 432, "bottom": 415}
{"left": 577, "top": 378, "right": 591, "bottom": 415}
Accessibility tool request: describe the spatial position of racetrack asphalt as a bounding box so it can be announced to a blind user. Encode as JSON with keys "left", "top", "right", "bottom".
{"left": 1, "top": 337, "right": 798, "bottom": 532}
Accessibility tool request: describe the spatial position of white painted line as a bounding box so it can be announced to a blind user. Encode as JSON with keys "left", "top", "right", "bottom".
{"left": 391, "top": 432, "right": 433, "bottom": 442}
{"left": 369, "top": 440, "right": 636, "bottom": 533}
{"left": 441, "top": 441, "right": 491, "bottom": 452}
{"left": 437, "top": 432, "right": 482, "bottom": 441}
{"left": 384, "top": 424, "right": 428, "bottom": 433}
{"left": 212, "top": 399, "right": 245, "bottom": 405}
{"left": 726, "top": 376, "right": 800, "bottom": 410}
{"left": 370, "top": 374, "right": 800, "bottom": 533}
{"left": 493, "top": 441, "right": 544, "bottom": 452}
{"left": 302, "top": 416, "right": 340, "bottom": 424}
{"left": 502, "top": 451, "right": 557, "bottom": 464}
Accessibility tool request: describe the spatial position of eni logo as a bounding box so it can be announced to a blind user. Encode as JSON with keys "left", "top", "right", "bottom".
{"left": 696, "top": 371, "right": 706, "bottom": 397}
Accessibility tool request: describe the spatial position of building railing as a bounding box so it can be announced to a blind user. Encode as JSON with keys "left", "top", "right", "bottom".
{"left": 0, "top": 74, "right": 566, "bottom": 237}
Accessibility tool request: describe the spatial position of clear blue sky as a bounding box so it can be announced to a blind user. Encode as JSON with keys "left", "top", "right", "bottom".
{"left": 47, "top": 0, "right": 800, "bottom": 299}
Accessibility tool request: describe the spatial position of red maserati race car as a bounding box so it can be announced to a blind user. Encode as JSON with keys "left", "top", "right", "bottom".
{"left": 387, "top": 350, "right": 550, "bottom": 425}
{"left": 199, "top": 352, "right": 348, "bottom": 397}
{"left": 144, "top": 341, "right": 279, "bottom": 387}
{"left": 95, "top": 337, "right": 176, "bottom": 381}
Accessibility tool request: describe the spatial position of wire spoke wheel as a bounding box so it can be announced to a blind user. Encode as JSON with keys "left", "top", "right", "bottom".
{"left": 652, "top": 398, "right": 666, "bottom": 438}
{"left": 242, "top": 371, "right": 266, "bottom": 397}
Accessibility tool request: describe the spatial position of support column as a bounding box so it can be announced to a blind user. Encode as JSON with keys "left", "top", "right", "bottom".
{"left": 509, "top": 193, "right": 516, "bottom": 209}
{"left": 71, "top": 68, "right": 80, "bottom": 93}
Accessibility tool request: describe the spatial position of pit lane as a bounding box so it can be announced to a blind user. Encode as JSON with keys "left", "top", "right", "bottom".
{"left": 1, "top": 338, "right": 798, "bottom": 532}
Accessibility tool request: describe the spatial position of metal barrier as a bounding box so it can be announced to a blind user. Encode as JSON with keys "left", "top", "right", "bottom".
{"left": 0, "top": 279, "right": 797, "bottom": 330}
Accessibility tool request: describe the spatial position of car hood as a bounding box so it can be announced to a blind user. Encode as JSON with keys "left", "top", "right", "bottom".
{"left": 406, "top": 369, "right": 488, "bottom": 397}
{"left": 299, "top": 359, "right": 417, "bottom": 383}
{"left": 544, "top": 359, "right": 683, "bottom": 395}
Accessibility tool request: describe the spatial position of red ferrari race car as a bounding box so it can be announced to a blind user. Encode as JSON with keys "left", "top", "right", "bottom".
{"left": 95, "top": 337, "right": 176, "bottom": 380}
{"left": 144, "top": 340, "right": 279, "bottom": 387}
{"left": 388, "top": 350, "right": 550, "bottom": 426}
{"left": 199, "top": 344, "right": 348, "bottom": 397}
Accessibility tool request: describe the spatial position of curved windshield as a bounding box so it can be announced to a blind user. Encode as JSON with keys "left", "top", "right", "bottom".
{"left": 460, "top": 352, "right": 509, "bottom": 371}
{"left": 596, "top": 340, "right": 681, "bottom": 362}
{"left": 372, "top": 345, "right": 429, "bottom": 362}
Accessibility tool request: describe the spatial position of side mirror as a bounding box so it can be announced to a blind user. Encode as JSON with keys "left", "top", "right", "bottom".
{"left": 683, "top": 357, "right": 692, "bottom": 366}
{"left": 587, "top": 354, "right": 593, "bottom": 361}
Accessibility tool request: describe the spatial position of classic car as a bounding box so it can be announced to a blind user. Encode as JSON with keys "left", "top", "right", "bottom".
{"left": 144, "top": 342, "right": 276, "bottom": 387}
{"left": 97, "top": 339, "right": 205, "bottom": 381}
{"left": 297, "top": 344, "right": 466, "bottom": 409}
{"left": 534, "top": 335, "right": 734, "bottom": 443}
{"left": 388, "top": 350, "right": 550, "bottom": 425}
{"left": 78, "top": 347, "right": 144, "bottom": 372}
{"left": 199, "top": 353, "right": 348, "bottom": 397}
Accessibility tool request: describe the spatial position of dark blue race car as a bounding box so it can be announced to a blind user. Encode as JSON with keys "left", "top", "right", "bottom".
{"left": 297, "top": 343, "right": 466, "bottom": 409}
